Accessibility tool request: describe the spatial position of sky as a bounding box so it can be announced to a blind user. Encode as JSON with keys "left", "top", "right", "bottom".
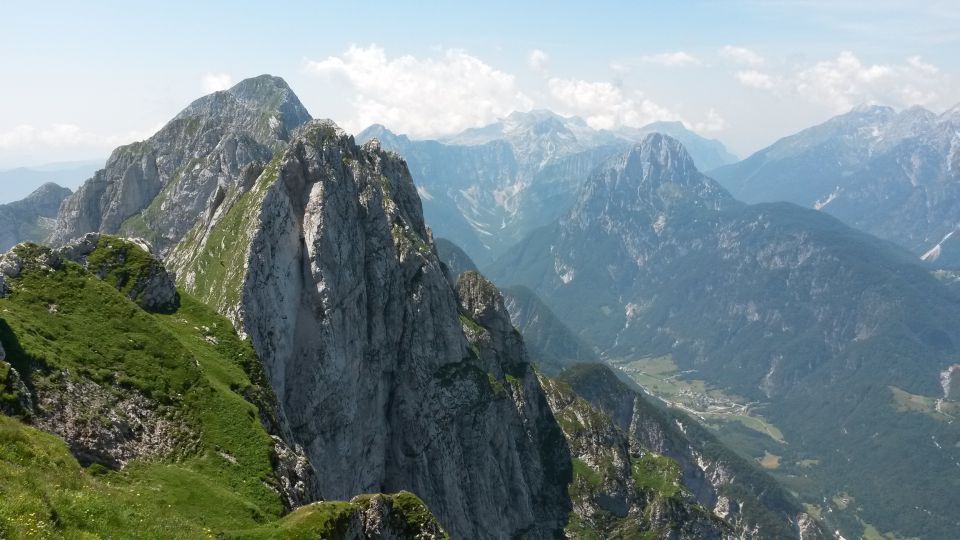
{"left": 1, "top": 0, "right": 959, "bottom": 168}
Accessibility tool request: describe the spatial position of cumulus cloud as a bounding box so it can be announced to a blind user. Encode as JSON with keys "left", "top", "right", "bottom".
{"left": 528, "top": 49, "right": 550, "bottom": 72}
{"left": 304, "top": 44, "right": 533, "bottom": 137}
{"left": 719, "top": 45, "right": 765, "bottom": 66}
{"left": 730, "top": 51, "right": 949, "bottom": 112}
{"left": 202, "top": 73, "right": 234, "bottom": 93}
{"left": 0, "top": 123, "right": 161, "bottom": 151}
{"left": 546, "top": 77, "right": 678, "bottom": 130}
{"left": 641, "top": 51, "right": 700, "bottom": 67}
{"left": 736, "top": 70, "right": 777, "bottom": 90}
{"left": 794, "top": 51, "right": 947, "bottom": 111}
{"left": 692, "top": 108, "right": 726, "bottom": 133}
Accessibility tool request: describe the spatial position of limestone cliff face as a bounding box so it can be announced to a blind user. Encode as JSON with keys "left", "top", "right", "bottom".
{"left": 51, "top": 75, "right": 310, "bottom": 253}
{"left": 172, "top": 120, "right": 571, "bottom": 538}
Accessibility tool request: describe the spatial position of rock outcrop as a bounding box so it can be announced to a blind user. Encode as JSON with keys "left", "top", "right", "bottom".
{"left": 539, "top": 373, "right": 730, "bottom": 539}
{"left": 172, "top": 120, "right": 572, "bottom": 538}
{"left": 32, "top": 373, "right": 196, "bottom": 468}
{"left": 82, "top": 235, "right": 179, "bottom": 312}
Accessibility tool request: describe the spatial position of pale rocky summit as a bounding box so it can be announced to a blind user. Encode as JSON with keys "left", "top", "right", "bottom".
{"left": 172, "top": 119, "right": 571, "bottom": 538}
{"left": 51, "top": 75, "right": 311, "bottom": 254}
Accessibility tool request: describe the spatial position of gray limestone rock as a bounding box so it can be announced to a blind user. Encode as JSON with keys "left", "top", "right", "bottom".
{"left": 32, "top": 372, "right": 197, "bottom": 468}
{"left": 173, "top": 119, "right": 571, "bottom": 538}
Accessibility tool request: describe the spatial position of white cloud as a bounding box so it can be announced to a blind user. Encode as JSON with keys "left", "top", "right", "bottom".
{"left": 719, "top": 45, "right": 765, "bottom": 66}
{"left": 641, "top": 51, "right": 700, "bottom": 67}
{"left": 692, "top": 108, "right": 726, "bottom": 133}
{"left": 304, "top": 44, "right": 533, "bottom": 137}
{"left": 201, "top": 73, "right": 234, "bottom": 93}
{"left": 730, "top": 51, "right": 949, "bottom": 112}
{"left": 737, "top": 70, "right": 776, "bottom": 90}
{"left": 794, "top": 51, "right": 946, "bottom": 111}
{"left": 907, "top": 55, "right": 939, "bottom": 75}
{"left": 608, "top": 61, "right": 630, "bottom": 74}
{"left": 0, "top": 123, "right": 161, "bottom": 151}
{"left": 546, "top": 77, "right": 678, "bottom": 130}
{"left": 528, "top": 49, "right": 550, "bottom": 72}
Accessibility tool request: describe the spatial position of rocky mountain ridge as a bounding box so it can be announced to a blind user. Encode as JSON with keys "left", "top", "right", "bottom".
{"left": 167, "top": 119, "right": 573, "bottom": 538}
{"left": 357, "top": 110, "right": 736, "bottom": 264}
{"left": 490, "top": 133, "right": 960, "bottom": 538}
{"left": 711, "top": 103, "right": 960, "bottom": 266}
{"left": 51, "top": 75, "right": 311, "bottom": 254}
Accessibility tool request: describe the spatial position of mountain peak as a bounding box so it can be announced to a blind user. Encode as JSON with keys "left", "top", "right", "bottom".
{"left": 623, "top": 133, "right": 699, "bottom": 176}
{"left": 641, "top": 120, "right": 686, "bottom": 130}
{"left": 570, "top": 133, "right": 733, "bottom": 220}
{"left": 849, "top": 103, "right": 896, "bottom": 116}
{"left": 26, "top": 182, "right": 71, "bottom": 200}
{"left": 941, "top": 102, "right": 960, "bottom": 121}
{"left": 226, "top": 74, "right": 294, "bottom": 101}
{"left": 356, "top": 123, "right": 409, "bottom": 147}
{"left": 173, "top": 74, "right": 311, "bottom": 141}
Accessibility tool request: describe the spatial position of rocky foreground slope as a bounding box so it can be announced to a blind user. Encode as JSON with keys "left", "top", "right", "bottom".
{"left": 0, "top": 236, "right": 446, "bottom": 538}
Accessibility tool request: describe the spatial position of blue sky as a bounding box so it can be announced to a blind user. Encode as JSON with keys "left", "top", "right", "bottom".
{"left": 1, "top": 0, "right": 959, "bottom": 167}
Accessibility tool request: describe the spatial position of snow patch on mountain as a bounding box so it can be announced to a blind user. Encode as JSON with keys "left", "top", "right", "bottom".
{"left": 814, "top": 188, "right": 841, "bottom": 210}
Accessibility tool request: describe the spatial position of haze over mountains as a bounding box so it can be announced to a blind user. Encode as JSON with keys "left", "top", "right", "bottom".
{"left": 488, "top": 133, "right": 960, "bottom": 536}
{"left": 0, "top": 182, "right": 72, "bottom": 251}
{"left": 0, "top": 76, "right": 830, "bottom": 539}
{"left": 2, "top": 72, "right": 959, "bottom": 539}
{"left": 711, "top": 103, "right": 960, "bottom": 266}
{"left": 357, "top": 110, "right": 736, "bottom": 265}
{"left": 0, "top": 160, "right": 101, "bottom": 204}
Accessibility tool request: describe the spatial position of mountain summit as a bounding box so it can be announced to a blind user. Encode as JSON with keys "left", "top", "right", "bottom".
{"left": 51, "top": 75, "right": 312, "bottom": 253}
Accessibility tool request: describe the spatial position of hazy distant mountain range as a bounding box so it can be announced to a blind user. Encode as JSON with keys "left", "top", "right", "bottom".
{"left": 357, "top": 111, "right": 737, "bottom": 264}
{"left": 711, "top": 104, "right": 960, "bottom": 266}
{"left": 0, "top": 160, "right": 101, "bottom": 204}
{"left": 0, "top": 182, "right": 71, "bottom": 251}
{"left": 488, "top": 134, "right": 960, "bottom": 538}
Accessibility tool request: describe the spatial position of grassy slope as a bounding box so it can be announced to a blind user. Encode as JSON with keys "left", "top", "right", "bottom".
{"left": 0, "top": 242, "right": 444, "bottom": 538}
